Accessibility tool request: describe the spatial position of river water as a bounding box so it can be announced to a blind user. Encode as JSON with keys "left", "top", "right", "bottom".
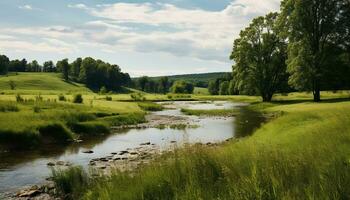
{"left": 0, "top": 101, "right": 265, "bottom": 196}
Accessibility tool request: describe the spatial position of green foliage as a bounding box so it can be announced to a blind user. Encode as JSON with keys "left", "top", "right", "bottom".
{"left": 219, "top": 81, "right": 229, "bottom": 95}
{"left": 230, "top": 12, "right": 288, "bottom": 102}
{"left": 8, "top": 80, "right": 16, "bottom": 90}
{"left": 57, "top": 59, "right": 70, "bottom": 81}
{"left": 208, "top": 80, "right": 219, "bottom": 95}
{"left": 0, "top": 102, "right": 19, "bottom": 112}
{"left": 105, "top": 96, "right": 112, "bottom": 101}
{"left": 171, "top": 81, "right": 194, "bottom": 94}
{"left": 52, "top": 166, "right": 89, "bottom": 200}
{"left": 16, "top": 94, "right": 24, "bottom": 102}
{"left": 99, "top": 86, "right": 107, "bottom": 94}
{"left": 70, "top": 121, "right": 109, "bottom": 136}
{"left": 73, "top": 94, "right": 83, "bottom": 104}
{"left": 138, "top": 102, "right": 163, "bottom": 111}
{"left": 0, "top": 54, "right": 10, "bottom": 75}
{"left": 130, "top": 92, "right": 146, "bottom": 101}
{"left": 279, "top": 0, "right": 350, "bottom": 101}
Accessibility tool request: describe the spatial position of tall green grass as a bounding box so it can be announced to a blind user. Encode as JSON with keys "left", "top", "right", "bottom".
{"left": 0, "top": 100, "right": 145, "bottom": 148}
{"left": 52, "top": 101, "right": 350, "bottom": 199}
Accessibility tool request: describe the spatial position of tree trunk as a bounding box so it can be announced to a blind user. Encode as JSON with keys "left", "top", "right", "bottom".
{"left": 313, "top": 81, "right": 321, "bottom": 102}
{"left": 262, "top": 93, "right": 273, "bottom": 102}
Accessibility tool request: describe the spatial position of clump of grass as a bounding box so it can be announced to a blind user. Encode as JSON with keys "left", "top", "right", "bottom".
{"left": 52, "top": 166, "right": 90, "bottom": 200}
{"left": 138, "top": 102, "right": 163, "bottom": 111}
{"left": 38, "top": 123, "right": 74, "bottom": 143}
{"left": 16, "top": 94, "right": 24, "bottom": 102}
{"left": 100, "top": 113, "right": 146, "bottom": 127}
{"left": 0, "top": 102, "right": 19, "bottom": 112}
{"left": 73, "top": 94, "right": 83, "bottom": 104}
{"left": 70, "top": 121, "right": 110, "bottom": 136}
{"left": 131, "top": 92, "right": 146, "bottom": 101}
{"left": 181, "top": 108, "right": 237, "bottom": 116}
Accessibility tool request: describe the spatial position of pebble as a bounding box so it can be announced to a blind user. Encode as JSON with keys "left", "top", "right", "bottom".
{"left": 82, "top": 150, "right": 94, "bottom": 154}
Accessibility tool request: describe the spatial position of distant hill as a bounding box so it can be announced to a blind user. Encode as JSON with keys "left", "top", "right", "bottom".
{"left": 135, "top": 72, "right": 231, "bottom": 87}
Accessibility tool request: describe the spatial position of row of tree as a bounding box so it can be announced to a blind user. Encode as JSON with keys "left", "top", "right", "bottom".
{"left": 56, "top": 57, "right": 131, "bottom": 91}
{"left": 0, "top": 56, "right": 58, "bottom": 74}
{"left": 133, "top": 76, "right": 195, "bottom": 94}
{"left": 0, "top": 55, "right": 131, "bottom": 91}
{"left": 230, "top": 0, "right": 350, "bottom": 102}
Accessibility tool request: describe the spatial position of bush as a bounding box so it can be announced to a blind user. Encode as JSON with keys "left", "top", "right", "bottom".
{"left": 38, "top": 123, "right": 74, "bottom": 144}
{"left": 70, "top": 121, "right": 109, "bottom": 136}
{"left": 16, "top": 94, "right": 24, "bottom": 102}
{"left": 33, "top": 105, "right": 41, "bottom": 113}
{"left": 99, "top": 86, "right": 107, "bottom": 95}
{"left": 105, "top": 96, "right": 112, "bottom": 101}
{"left": 73, "top": 94, "right": 83, "bottom": 104}
{"left": 52, "top": 166, "right": 89, "bottom": 200}
{"left": 138, "top": 102, "right": 163, "bottom": 111}
{"left": 130, "top": 93, "right": 146, "bottom": 101}
{"left": 58, "top": 94, "right": 66, "bottom": 101}
{"left": 0, "top": 103, "right": 19, "bottom": 112}
{"left": 171, "top": 81, "right": 194, "bottom": 94}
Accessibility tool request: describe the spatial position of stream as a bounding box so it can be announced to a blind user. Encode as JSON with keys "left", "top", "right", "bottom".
{"left": 0, "top": 101, "right": 266, "bottom": 196}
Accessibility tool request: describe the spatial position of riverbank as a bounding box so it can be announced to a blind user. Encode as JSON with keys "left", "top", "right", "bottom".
{"left": 46, "top": 99, "right": 350, "bottom": 199}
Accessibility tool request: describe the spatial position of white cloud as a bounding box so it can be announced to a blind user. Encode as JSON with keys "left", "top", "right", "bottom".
{"left": 68, "top": 4, "right": 89, "bottom": 10}
{"left": 18, "top": 5, "right": 33, "bottom": 10}
{"left": 4, "top": 1, "right": 281, "bottom": 63}
{"left": 67, "top": 1, "right": 280, "bottom": 62}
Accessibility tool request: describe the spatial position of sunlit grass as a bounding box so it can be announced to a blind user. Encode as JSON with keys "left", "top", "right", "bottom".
{"left": 52, "top": 99, "right": 350, "bottom": 199}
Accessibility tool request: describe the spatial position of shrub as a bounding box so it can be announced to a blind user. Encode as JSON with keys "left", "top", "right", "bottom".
{"left": 58, "top": 94, "right": 66, "bottom": 101}
{"left": 99, "top": 86, "right": 107, "bottom": 95}
{"left": 16, "top": 94, "right": 24, "bottom": 102}
{"left": 73, "top": 94, "right": 83, "bottom": 104}
{"left": 52, "top": 166, "right": 89, "bottom": 200}
{"left": 38, "top": 123, "right": 74, "bottom": 144}
{"left": 70, "top": 121, "right": 109, "bottom": 136}
{"left": 0, "top": 103, "right": 19, "bottom": 112}
{"left": 35, "top": 94, "right": 43, "bottom": 102}
{"left": 138, "top": 102, "right": 163, "bottom": 111}
{"left": 9, "top": 80, "right": 16, "bottom": 90}
{"left": 130, "top": 93, "right": 146, "bottom": 101}
{"left": 33, "top": 105, "right": 41, "bottom": 113}
{"left": 105, "top": 96, "right": 112, "bottom": 101}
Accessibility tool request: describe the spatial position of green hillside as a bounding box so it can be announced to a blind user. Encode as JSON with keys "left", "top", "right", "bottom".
{"left": 135, "top": 72, "right": 231, "bottom": 87}
{"left": 0, "top": 73, "right": 92, "bottom": 94}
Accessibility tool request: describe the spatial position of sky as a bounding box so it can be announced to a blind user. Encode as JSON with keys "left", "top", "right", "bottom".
{"left": 0, "top": 0, "right": 281, "bottom": 77}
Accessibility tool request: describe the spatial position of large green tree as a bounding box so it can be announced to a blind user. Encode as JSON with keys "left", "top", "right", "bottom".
{"left": 279, "top": 0, "right": 349, "bottom": 101}
{"left": 57, "top": 59, "right": 70, "bottom": 81}
{"left": 0, "top": 55, "right": 10, "bottom": 75}
{"left": 230, "top": 12, "right": 288, "bottom": 102}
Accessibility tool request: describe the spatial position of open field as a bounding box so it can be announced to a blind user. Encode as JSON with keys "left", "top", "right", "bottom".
{"left": 51, "top": 98, "right": 350, "bottom": 199}
{"left": 0, "top": 73, "right": 92, "bottom": 94}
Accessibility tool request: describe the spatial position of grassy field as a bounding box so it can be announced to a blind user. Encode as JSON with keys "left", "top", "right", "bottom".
{"left": 0, "top": 73, "right": 92, "bottom": 94}
{"left": 51, "top": 98, "right": 350, "bottom": 200}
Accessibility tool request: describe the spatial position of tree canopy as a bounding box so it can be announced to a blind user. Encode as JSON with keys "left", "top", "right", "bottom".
{"left": 230, "top": 12, "right": 288, "bottom": 102}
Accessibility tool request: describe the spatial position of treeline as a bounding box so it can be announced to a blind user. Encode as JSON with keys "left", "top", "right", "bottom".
{"left": 228, "top": 0, "right": 350, "bottom": 102}
{"left": 0, "top": 55, "right": 131, "bottom": 91}
{"left": 133, "top": 76, "right": 194, "bottom": 94}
